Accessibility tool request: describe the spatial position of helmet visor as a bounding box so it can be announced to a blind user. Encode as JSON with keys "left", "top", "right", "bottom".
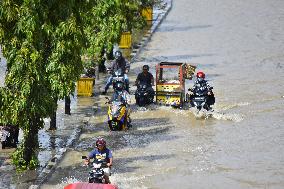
{"left": 197, "top": 77, "right": 204, "bottom": 82}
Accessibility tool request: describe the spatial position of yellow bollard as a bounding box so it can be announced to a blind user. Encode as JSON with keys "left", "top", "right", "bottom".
{"left": 142, "top": 7, "right": 153, "bottom": 21}
{"left": 77, "top": 78, "right": 95, "bottom": 96}
{"left": 119, "top": 32, "right": 132, "bottom": 49}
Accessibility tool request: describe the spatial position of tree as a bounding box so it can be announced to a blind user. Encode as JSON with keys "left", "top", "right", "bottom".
{"left": 0, "top": 0, "right": 149, "bottom": 171}
{"left": 0, "top": 0, "right": 86, "bottom": 170}
{"left": 82, "top": 0, "right": 146, "bottom": 67}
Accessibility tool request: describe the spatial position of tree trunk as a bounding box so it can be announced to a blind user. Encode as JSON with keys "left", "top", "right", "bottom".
{"left": 65, "top": 96, "right": 71, "bottom": 115}
{"left": 49, "top": 111, "right": 56, "bottom": 130}
{"left": 96, "top": 63, "right": 100, "bottom": 80}
{"left": 22, "top": 117, "right": 39, "bottom": 167}
{"left": 49, "top": 98, "right": 57, "bottom": 130}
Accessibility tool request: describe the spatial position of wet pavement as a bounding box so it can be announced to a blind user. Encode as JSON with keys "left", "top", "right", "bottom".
{"left": 0, "top": 1, "right": 172, "bottom": 189}
{"left": 42, "top": 0, "right": 284, "bottom": 188}
{"left": 2, "top": 0, "right": 284, "bottom": 188}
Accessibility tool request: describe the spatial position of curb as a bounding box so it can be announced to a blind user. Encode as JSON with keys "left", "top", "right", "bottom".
{"left": 130, "top": 0, "right": 172, "bottom": 62}
{"left": 29, "top": 1, "right": 172, "bottom": 188}
{"left": 28, "top": 125, "right": 84, "bottom": 189}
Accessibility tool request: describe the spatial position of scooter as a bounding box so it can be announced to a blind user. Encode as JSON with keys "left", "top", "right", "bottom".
{"left": 63, "top": 157, "right": 118, "bottom": 189}
{"left": 188, "top": 87, "right": 215, "bottom": 111}
{"left": 135, "top": 82, "right": 154, "bottom": 107}
{"left": 106, "top": 97, "right": 129, "bottom": 131}
{"left": 111, "top": 69, "right": 129, "bottom": 92}
{"left": 82, "top": 156, "right": 108, "bottom": 184}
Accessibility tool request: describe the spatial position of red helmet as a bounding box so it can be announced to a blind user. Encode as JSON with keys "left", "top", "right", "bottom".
{"left": 196, "top": 71, "right": 205, "bottom": 78}
{"left": 96, "top": 138, "right": 106, "bottom": 147}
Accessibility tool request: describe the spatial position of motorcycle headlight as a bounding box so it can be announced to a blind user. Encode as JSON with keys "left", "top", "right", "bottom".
{"left": 93, "top": 163, "right": 101, "bottom": 168}
{"left": 112, "top": 107, "right": 121, "bottom": 117}
{"left": 144, "top": 92, "right": 148, "bottom": 95}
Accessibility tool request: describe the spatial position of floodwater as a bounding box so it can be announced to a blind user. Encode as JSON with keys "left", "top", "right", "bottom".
{"left": 41, "top": 0, "right": 284, "bottom": 189}
{"left": 3, "top": 0, "right": 284, "bottom": 188}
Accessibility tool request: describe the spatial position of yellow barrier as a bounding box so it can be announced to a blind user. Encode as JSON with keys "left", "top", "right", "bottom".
{"left": 119, "top": 32, "right": 132, "bottom": 49}
{"left": 156, "top": 92, "right": 183, "bottom": 107}
{"left": 142, "top": 7, "right": 153, "bottom": 21}
{"left": 156, "top": 84, "right": 182, "bottom": 92}
{"left": 77, "top": 78, "right": 95, "bottom": 97}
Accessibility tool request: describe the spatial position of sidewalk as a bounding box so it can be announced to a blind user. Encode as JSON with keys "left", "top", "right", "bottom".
{"left": 0, "top": 1, "right": 172, "bottom": 189}
{"left": 35, "top": 1, "right": 172, "bottom": 188}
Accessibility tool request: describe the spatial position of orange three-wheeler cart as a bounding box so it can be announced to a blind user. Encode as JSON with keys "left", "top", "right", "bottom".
{"left": 155, "top": 62, "right": 195, "bottom": 108}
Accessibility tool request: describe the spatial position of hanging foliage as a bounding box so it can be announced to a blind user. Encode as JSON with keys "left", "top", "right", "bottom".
{"left": 0, "top": 0, "right": 151, "bottom": 171}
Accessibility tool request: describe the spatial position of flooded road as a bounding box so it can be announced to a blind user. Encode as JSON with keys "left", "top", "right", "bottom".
{"left": 2, "top": 0, "right": 284, "bottom": 188}
{"left": 41, "top": 0, "right": 284, "bottom": 187}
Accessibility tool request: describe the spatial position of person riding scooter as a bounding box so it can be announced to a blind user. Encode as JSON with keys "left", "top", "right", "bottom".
{"left": 135, "top": 65, "right": 154, "bottom": 87}
{"left": 102, "top": 51, "right": 130, "bottom": 94}
{"left": 111, "top": 82, "right": 132, "bottom": 127}
{"left": 135, "top": 65, "right": 155, "bottom": 106}
{"left": 84, "top": 138, "right": 113, "bottom": 184}
{"left": 188, "top": 71, "right": 215, "bottom": 110}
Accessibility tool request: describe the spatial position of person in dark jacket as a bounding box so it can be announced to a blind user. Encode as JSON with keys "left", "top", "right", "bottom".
{"left": 135, "top": 65, "right": 155, "bottom": 91}
{"left": 102, "top": 51, "right": 130, "bottom": 94}
{"left": 189, "top": 71, "right": 215, "bottom": 109}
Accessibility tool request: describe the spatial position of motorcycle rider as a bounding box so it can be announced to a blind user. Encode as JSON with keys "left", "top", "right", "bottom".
{"left": 102, "top": 50, "right": 130, "bottom": 94}
{"left": 135, "top": 65, "right": 155, "bottom": 87}
{"left": 85, "top": 138, "right": 113, "bottom": 184}
{"left": 189, "top": 71, "right": 215, "bottom": 109}
{"left": 111, "top": 82, "right": 132, "bottom": 127}
{"left": 136, "top": 65, "right": 155, "bottom": 90}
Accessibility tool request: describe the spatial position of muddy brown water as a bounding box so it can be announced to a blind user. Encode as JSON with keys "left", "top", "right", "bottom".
{"left": 41, "top": 0, "right": 284, "bottom": 188}
{"left": 2, "top": 0, "right": 284, "bottom": 188}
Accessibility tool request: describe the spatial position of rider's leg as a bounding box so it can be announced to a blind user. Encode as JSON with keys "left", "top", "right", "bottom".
{"left": 103, "top": 167, "right": 111, "bottom": 184}
{"left": 103, "top": 76, "right": 113, "bottom": 94}
{"left": 127, "top": 108, "right": 132, "bottom": 128}
{"left": 124, "top": 74, "right": 129, "bottom": 92}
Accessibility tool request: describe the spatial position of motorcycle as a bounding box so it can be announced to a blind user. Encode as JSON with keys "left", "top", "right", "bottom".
{"left": 135, "top": 83, "right": 155, "bottom": 107}
{"left": 82, "top": 156, "right": 109, "bottom": 184}
{"left": 188, "top": 87, "right": 215, "bottom": 111}
{"left": 111, "top": 69, "right": 129, "bottom": 92}
{"left": 106, "top": 97, "right": 129, "bottom": 131}
{"left": 0, "top": 125, "right": 18, "bottom": 149}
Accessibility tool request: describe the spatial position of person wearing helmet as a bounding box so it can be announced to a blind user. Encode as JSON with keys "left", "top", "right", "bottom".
{"left": 102, "top": 50, "right": 130, "bottom": 94}
{"left": 111, "top": 82, "right": 131, "bottom": 105}
{"left": 189, "top": 71, "right": 215, "bottom": 109}
{"left": 85, "top": 138, "right": 113, "bottom": 184}
{"left": 110, "top": 82, "right": 132, "bottom": 127}
{"left": 191, "top": 71, "right": 212, "bottom": 92}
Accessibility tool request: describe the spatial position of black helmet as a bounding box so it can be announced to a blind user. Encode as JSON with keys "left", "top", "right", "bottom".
{"left": 143, "top": 65, "right": 149, "bottom": 71}
{"left": 115, "top": 82, "right": 124, "bottom": 91}
{"left": 114, "top": 51, "right": 122, "bottom": 60}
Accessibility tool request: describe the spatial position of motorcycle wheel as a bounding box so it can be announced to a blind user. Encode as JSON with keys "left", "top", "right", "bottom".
{"left": 94, "top": 178, "right": 103, "bottom": 183}
{"left": 89, "top": 178, "right": 103, "bottom": 183}
{"left": 138, "top": 98, "right": 146, "bottom": 107}
{"left": 109, "top": 121, "right": 117, "bottom": 131}
{"left": 109, "top": 121, "right": 123, "bottom": 131}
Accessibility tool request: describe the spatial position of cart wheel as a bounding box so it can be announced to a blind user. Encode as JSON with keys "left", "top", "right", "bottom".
{"left": 185, "top": 93, "right": 190, "bottom": 103}
{"left": 179, "top": 93, "right": 184, "bottom": 109}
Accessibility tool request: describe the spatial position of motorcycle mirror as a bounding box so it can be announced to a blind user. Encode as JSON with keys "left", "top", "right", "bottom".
{"left": 82, "top": 155, "right": 87, "bottom": 159}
